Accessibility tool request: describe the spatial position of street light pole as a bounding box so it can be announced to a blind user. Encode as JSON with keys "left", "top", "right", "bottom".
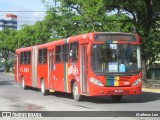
{"left": 117, "top": 8, "right": 120, "bottom": 32}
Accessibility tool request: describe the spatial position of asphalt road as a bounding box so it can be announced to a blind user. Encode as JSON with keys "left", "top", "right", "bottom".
{"left": 0, "top": 72, "right": 160, "bottom": 120}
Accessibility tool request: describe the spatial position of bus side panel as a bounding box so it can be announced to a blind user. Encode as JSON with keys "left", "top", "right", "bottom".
{"left": 67, "top": 62, "right": 80, "bottom": 93}
{"left": 67, "top": 42, "right": 82, "bottom": 94}
{"left": 43, "top": 64, "right": 48, "bottom": 88}
{"left": 28, "top": 63, "right": 32, "bottom": 86}
{"left": 23, "top": 64, "right": 31, "bottom": 86}
{"left": 37, "top": 64, "right": 48, "bottom": 88}
{"left": 54, "top": 64, "right": 65, "bottom": 92}
{"left": 19, "top": 65, "right": 25, "bottom": 83}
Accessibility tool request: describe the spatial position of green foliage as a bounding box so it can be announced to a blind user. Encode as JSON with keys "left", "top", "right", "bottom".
{"left": 100, "top": 0, "right": 160, "bottom": 66}
{"left": 44, "top": 6, "right": 88, "bottom": 38}
{"left": 0, "top": 28, "right": 17, "bottom": 51}
{"left": 44, "top": 0, "right": 133, "bottom": 38}
{"left": 0, "top": 21, "right": 52, "bottom": 72}
{"left": 55, "top": 0, "right": 160, "bottom": 75}
{"left": 141, "top": 29, "right": 160, "bottom": 65}
{"left": 14, "top": 21, "right": 52, "bottom": 47}
{"left": 0, "top": 28, "right": 16, "bottom": 72}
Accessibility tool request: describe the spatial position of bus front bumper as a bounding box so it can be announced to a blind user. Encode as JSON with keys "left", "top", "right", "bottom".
{"left": 88, "top": 82, "right": 142, "bottom": 96}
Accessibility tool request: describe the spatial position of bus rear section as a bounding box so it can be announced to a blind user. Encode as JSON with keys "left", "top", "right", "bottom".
{"left": 14, "top": 47, "right": 32, "bottom": 88}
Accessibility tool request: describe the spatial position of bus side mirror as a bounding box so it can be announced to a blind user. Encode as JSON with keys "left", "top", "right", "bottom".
{"left": 87, "top": 44, "right": 91, "bottom": 55}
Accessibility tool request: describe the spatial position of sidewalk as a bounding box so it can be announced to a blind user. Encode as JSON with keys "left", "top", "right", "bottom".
{"left": 142, "top": 87, "right": 160, "bottom": 93}
{"left": 142, "top": 80, "right": 160, "bottom": 93}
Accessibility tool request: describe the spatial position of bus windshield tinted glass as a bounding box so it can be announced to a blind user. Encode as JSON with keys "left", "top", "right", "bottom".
{"left": 91, "top": 43, "right": 141, "bottom": 73}
{"left": 94, "top": 34, "right": 137, "bottom": 42}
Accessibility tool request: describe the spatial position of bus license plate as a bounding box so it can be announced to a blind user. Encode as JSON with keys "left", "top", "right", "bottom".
{"left": 114, "top": 89, "right": 123, "bottom": 93}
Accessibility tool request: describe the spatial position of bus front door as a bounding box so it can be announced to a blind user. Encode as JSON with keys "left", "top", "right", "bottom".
{"left": 80, "top": 45, "right": 88, "bottom": 94}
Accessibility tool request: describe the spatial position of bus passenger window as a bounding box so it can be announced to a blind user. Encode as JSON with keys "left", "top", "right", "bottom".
{"left": 43, "top": 48, "right": 47, "bottom": 64}
{"left": 55, "top": 46, "right": 61, "bottom": 63}
{"left": 38, "top": 48, "right": 47, "bottom": 64}
{"left": 20, "top": 51, "right": 31, "bottom": 65}
{"left": 70, "top": 42, "right": 78, "bottom": 62}
{"left": 38, "top": 49, "right": 42, "bottom": 64}
{"left": 27, "top": 51, "right": 31, "bottom": 64}
{"left": 62, "top": 44, "right": 69, "bottom": 62}
{"left": 51, "top": 51, "right": 54, "bottom": 70}
{"left": 23, "top": 52, "right": 27, "bottom": 64}
{"left": 20, "top": 52, "right": 23, "bottom": 64}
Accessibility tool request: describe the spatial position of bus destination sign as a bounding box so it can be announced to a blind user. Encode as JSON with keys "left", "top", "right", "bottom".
{"left": 94, "top": 33, "right": 137, "bottom": 42}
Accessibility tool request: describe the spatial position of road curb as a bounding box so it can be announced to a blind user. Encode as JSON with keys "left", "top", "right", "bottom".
{"left": 142, "top": 88, "right": 160, "bottom": 93}
{"left": 2, "top": 72, "right": 13, "bottom": 76}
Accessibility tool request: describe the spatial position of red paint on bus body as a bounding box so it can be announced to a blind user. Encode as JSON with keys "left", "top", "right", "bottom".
{"left": 14, "top": 32, "right": 142, "bottom": 98}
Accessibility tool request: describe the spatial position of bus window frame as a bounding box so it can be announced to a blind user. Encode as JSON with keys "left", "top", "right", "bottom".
{"left": 55, "top": 45, "right": 62, "bottom": 64}
{"left": 20, "top": 51, "right": 31, "bottom": 65}
{"left": 27, "top": 51, "right": 31, "bottom": 64}
{"left": 69, "top": 42, "right": 79, "bottom": 63}
{"left": 38, "top": 48, "right": 47, "bottom": 64}
{"left": 62, "top": 44, "right": 69, "bottom": 63}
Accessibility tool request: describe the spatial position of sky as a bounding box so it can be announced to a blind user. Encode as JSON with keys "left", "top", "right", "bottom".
{"left": 0, "top": 0, "right": 51, "bottom": 29}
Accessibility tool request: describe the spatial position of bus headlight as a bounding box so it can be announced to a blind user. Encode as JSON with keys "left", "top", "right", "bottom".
{"left": 132, "top": 78, "right": 142, "bottom": 86}
{"left": 90, "top": 77, "right": 104, "bottom": 86}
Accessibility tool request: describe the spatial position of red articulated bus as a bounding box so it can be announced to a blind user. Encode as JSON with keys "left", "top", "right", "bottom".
{"left": 14, "top": 32, "right": 142, "bottom": 102}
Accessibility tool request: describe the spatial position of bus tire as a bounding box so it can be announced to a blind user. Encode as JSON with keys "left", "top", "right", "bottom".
{"left": 22, "top": 77, "right": 27, "bottom": 90}
{"left": 111, "top": 95, "right": 123, "bottom": 102}
{"left": 72, "top": 82, "right": 82, "bottom": 101}
{"left": 41, "top": 79, "right": 48, "bottom": 95}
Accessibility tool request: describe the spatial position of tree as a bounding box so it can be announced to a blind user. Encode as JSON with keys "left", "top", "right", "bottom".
{"left": 15, "top": 20, "right": 53, "bottom": 48}
{"left": 33, "top": 20, "right": 52, "bottom": 43}
{"left": 102, "top": 0, "right": 160, "bottom": 78}
{"left": 50, "top": 0, "right": 160, "bottom": 79}
{"left": 0, "top": 28, "right": 17, "bottom": 72}
{"left": 15, "top": 25, "right": 35, "bottom": 48}
{"left": 43, "top": 0, "right": 133, "bottom": 38}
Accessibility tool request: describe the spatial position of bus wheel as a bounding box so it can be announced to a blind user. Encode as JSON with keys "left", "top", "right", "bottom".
{"left": 72, "top": 82, "right": 82, "bottom": 101}
{"left": 111, "top": 95, "right": 123, "bottom": 102}
{"left": 22, "top": 77, "right": 27, "bottom": 90}
{"left": 41, "top": 80, "right": 48, "bottom": 95}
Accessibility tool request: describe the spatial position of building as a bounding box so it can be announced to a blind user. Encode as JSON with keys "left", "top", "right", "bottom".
{"left": 0, "top": 14, "right": 17, "bottom": 30}
{"left": 0, "top": 14, "right": 17, "bottom": 66}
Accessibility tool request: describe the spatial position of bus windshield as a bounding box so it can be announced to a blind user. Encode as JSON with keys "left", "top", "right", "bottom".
{"left": 91, "top": 43, "right": 141, "bottom": 74}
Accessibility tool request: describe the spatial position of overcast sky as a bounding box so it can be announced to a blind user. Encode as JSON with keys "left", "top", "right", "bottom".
{"left": 0, "top": 0, "right": 51, "bottom": 29}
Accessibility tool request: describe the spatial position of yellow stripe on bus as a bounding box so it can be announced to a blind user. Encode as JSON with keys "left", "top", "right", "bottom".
{"left": 114, "top": 76, "right": 119, "bottom": 86}
{"left": 66, "top": 63, "right": 69, "bottom": 92}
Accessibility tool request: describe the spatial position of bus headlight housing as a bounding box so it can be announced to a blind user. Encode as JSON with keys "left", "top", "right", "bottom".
{"left": 132, "top": 78, "right": 142, "bottom": 86}
{"left": 90, "top": 77, "right": 104, "bottom": 86}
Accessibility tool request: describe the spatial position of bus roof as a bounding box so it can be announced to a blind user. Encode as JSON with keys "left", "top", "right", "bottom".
{"left": 15, "top": 32, "right": 138, "bottom": 53}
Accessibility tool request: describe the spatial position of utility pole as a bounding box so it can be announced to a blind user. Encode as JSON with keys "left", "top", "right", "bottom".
{"left": 117, "top": 8, "right": 120, "bottom": 32}
{"left": 55, "top": 0, "right": 57, "bottom": 7}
